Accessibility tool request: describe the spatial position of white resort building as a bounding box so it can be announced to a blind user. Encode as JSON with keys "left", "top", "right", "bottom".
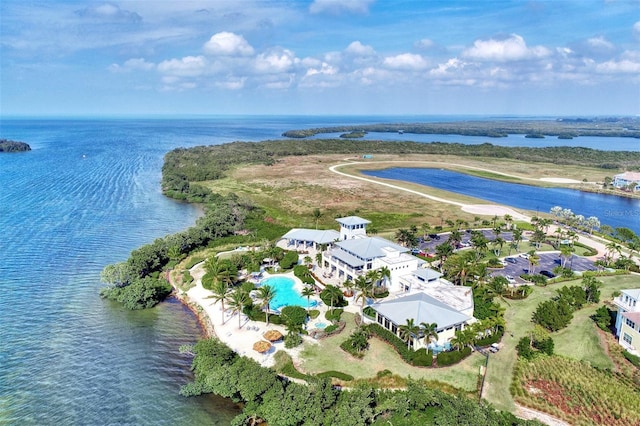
{"left": 614, "top": 288, "right": 640, "bottom": 356}
{"left": 278, "top": 215, "right": 476, "bottom": 349}
{"left": 612, "top": 172, "right": 640, "bottom": 191}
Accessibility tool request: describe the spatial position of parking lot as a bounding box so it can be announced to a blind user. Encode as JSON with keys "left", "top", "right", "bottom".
{"left": 489, "top": 252, "right": 596, "bottom": 284}
{"left": 416, "top": 231, "right": 596, "bottom": 284}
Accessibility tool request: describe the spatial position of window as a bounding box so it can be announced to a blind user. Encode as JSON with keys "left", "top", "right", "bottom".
{"left": 626, "top": 318, "right": 636, "bottom": 329}
{"left": 455, "top": 324, "right": 462, "bottom": 331}
{"left": 623, "top": 333, "right": 632, "bottom": 345}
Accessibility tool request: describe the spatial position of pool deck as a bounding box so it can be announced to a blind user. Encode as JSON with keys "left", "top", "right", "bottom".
{"left": 185, "top": 264, "right": 348, "bottom": 368}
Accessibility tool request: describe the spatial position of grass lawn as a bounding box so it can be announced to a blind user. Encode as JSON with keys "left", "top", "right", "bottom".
{"left": 483, "top": 273, "right": 640, "bottom": 411}
{"left": 299, "top": 313, "right": 484, "bottom": 392}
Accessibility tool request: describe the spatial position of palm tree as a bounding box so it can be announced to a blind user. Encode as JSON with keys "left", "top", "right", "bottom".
{"left": 398, "top": 318, "right": 420, "bottom": 350}
{"left": 605, "top": 241, "right": 622, "bottom": 264}
{"left": 312, "top": 208, "right": 322, "bottom": 229}
{"left": 503, "top": 214, "right": 513, "bottom": 230}
{"left": 449, "top": 229, "right": 463, "bottom": 248}
{"left": 354, "top": 275, "right": 372, "bottom": 313}
{"left": 377, "top": 266, "right": 391, "bottom": 289}
{"left": 470, "top": 231, "right": 489, "bottom": 256}
{"left": 492, "top": 237, "right": 505, "bottom": 257}
{"left": 301, "top": 285, "right": 315, "bottom": 312}
{"left": 324, "top": 285, "right": 343, "bottom": 310}
{"left": 528, "top": 251, "right": 540, "bottom": 274}
{"left": 227, "top": 288, "right": 250, "bottom": 329}
{"left": 435, "top": 242, "right": 454, "bottom": 271}
{"left": 560, "top": 244, "right": 574, "bottom": 268}
{"left": 257, "top": 285, "right": 277, "bottom": 326}
{"left": 512, "top": 228, "right": 523, "bottom": 252}
{"left": 420, "top": 322, "right": 439, "bottom": 348}
{"left": 208, "top": 280, "right": 229, "bottom": 324}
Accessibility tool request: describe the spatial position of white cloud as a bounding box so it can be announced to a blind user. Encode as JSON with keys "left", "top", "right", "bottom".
{"left": 383, "top": 53, "right": 428, "bottom": 70}
{"left": 305, "top": 62, "right": 338, "bottom": 77}
{"left": 596, "top": 59, "right": 640, "bottom": 73}
{"left": 157, "top": 56, "right": 206, "bottom": 77}
{"left": 108, "top": 58, "right": 155, "bottom": 73}
{"left": 345, "top": 41, "right": 376, "bottom": 56}
{"left": 309, "top": 0, "right": 374, "bottom": 15}
{"left": 414, "top": 38, "right": 435, "bottom": 50}
{"left": 215, "top": 77, "right": 246, "bottom": 90}
{"left": 462, "top": 34, "right": 550, "bottom": 62}
{"left": 430, "top": 58, "right": 467, "bottom": 77}
{"left": 254, "top": 49, "right": 296, "bottom": 73}
{"left": 587, "top": 36, "right": 614, "bottom": 51}
{"left": 75, "top": 3, "right": 142, "bottom": 22}
{"left": 203, "top": 32, "right": 254, "bottom": 56}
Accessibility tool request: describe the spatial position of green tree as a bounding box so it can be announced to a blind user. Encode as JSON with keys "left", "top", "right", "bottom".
{"left": 227, "top": 288, "right": 250, "bottom": 329}
{"left": 312, "top": 208, "right": 322, "bottom": 229}
{"left": 398, "top": 318, "right": 420, "bottom": 350}
{"left": 207, "top": 279, "right": 229, "bottom": 324}
{"left": 435, "top": 242, "right": 454, "bottom": 271}
{"left": 420, "top": 322, "right": 439, "bottom": 348}
{"left": 257, "top": 284, "right": 277, "bottom": 326}
{"left": 301, "top": 285, "right": 315, "bottom": 312}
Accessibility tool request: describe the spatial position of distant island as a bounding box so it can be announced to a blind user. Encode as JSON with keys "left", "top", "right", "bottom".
{"left": 282, "top": 117, "right": 640, "bottom": 139}
{"left": 0, "top": 139, "right": 31, "bottom": 152}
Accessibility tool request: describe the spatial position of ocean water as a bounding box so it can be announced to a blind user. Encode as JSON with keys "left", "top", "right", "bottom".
{"left": 0, "top": 116, "right": 636, "bottom": 425}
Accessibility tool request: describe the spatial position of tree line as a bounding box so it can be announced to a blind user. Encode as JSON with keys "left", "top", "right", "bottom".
{"left": 161, "top": 139, "right": 640, "bottom": 200}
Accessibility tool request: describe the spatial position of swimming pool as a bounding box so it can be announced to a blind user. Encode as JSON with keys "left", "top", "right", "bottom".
{"left": 260, "top": 276, "right": 318, "bottom": 310}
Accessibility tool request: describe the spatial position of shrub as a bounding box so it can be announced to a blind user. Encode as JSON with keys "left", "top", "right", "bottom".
{"left": 325, "top": 308, "right": 344, "bottom": 322}
{"left": 279, "top": 251, "right": 299, "bottom": 270}
{"left": 592, "top": 305, "right": 612, "bottom": 331}
{"left": 516, "top": 337, "right": 536, "bottom": 360}
{"left": 363, "top": 306, "right": 376, "bottom": 318}
{"left": 436, "top": 347, "right": 472, "bottom": 366}
{"left": 412, "top": 348, "right": 434, "bottom": 367}
{"left": 319, "top": 285, "right": 347, "bottom": 308}
{"left": 366, "top": 323, "right": 416, "bottom": 364}
{"left": 475, "top": 328, "right": 504, "bottom": 347}
{"left": 623, "top": 351, "right": 640, "bottom": 368}
{"left": 308, "top": 309, "right": 320, "bottom": 319}
{"left": 317, "top": 371, "right": 354, "bottom": 381}
{"left": 100, "top": 277, "right": 172, "bottom": 310}
{"left": 281, "top": 306, "right": 307, "bottom": 329}
{"left": 324, "top": 324, "right": 338, "bottom": 333}
{"left": 284, "top": 332, "right": 303, "bottom": 348}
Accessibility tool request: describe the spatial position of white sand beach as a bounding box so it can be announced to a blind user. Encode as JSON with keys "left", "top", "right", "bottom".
{"left": 183, "top": 266, "right": 320, "bottom": 367}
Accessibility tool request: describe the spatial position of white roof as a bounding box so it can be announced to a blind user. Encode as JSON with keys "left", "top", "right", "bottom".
{"left": 336, "top": 236, "right": 408, "bottom": 260}
{"left": 412, "top": 268, "right": 443, "bottom": 281}
{"left": 615, "top": 172, "right": 640, "bottom": 181}
{"left": 622, "top": 288, "right": 640, "bottom": 300}
{"left": 371, "top": 292, "right": 471, "bottom": 330}
{"left": 335, "top": 216, "right": 371, "bottom": 226}
{"left": 281, "top": 228, "right": 340, "bottom": 244}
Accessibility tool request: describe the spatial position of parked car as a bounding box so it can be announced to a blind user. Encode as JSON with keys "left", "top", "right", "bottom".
{"left": 428, "top": 234, "right": 441, "bottom": 240}
{"left": 506, "top": 275, "right": 516, "bottom": 284}
{"left": 505, "top": 257, "right": 517, "bottom": 264}
{"left": 540, "top": 270, "right": 556, "bottom": 278}
{"left": 519, "top": 253, "right": 530, "bottom": 259}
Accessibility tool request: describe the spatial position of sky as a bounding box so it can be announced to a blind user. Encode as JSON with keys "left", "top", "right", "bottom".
{"left": 1, "top": 0, "right": 639, "bottom": 117}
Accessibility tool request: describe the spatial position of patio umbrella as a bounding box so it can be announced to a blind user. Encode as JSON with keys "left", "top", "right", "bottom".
{"left": 263, "top": 329, "right": 283, "bottom": 342}
{"left": 253, "top": 340, "right": 272, "bottom": 353}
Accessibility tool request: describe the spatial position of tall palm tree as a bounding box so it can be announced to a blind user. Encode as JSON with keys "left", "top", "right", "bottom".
{"left": 449, "top": 229, "right": 463, "bottom": 248}
{"left": 528, "top": 251, "right": 540, "bottom": 275}
{"left": 227, "top": 288, "right": 250, "bottom": 329}
{"left": 503, "top": 214, "right": 513, "bottom": 230}
{"left": 398, "top": 318, "right": 420, "bottom": 350}
{"left": 420, "top": 322, "right": 439, "bottom": 348}
{"left": 492, "top": 237, "right": 505, "bottom": 257}
{"left": 301, "top": 285, "right": 315, "bottom": 312}
{"left": 560, "top": 244, "right": 574, "bottom": 268}
{"left": 435, "top": 242, "right": 454, "bottom": 271}
{"left": 377, "top": 266, "right": 391, "bottom": 289}
{"left": 354, "top": 275, "right": 372, "bottom": 313}
{"left": 605, "top": 241, "right": 622, "bottom": 264}
{"left": 257, "top": 285, "right": 277, "bottom": 326}
{"left": 312, "top": 208, "right": 322, "bottom": 229}
{"left": 207, "top": 280, "right": 229, "bottom": 324}
{"left": 512, "top": 228, "right": 523, "bottom": 252}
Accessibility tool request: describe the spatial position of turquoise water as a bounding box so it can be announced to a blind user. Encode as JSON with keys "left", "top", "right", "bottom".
{"left": 260, "top": 276, "right": 317, "bottom": 310}
{"left": 314, "top": 322, "right": 328, "bottom": 329}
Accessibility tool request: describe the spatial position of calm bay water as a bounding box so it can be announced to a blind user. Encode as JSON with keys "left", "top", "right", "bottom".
{"left": 0, "top": 116, "right": 637, "bottom": 425}
{"left": 363, "top": 168, "right": 640, "bottom": 234}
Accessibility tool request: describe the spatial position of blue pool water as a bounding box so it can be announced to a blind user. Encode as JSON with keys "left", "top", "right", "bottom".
{"left": 261, "top": 276, "right": 317, "bottom": 310}
{"left": 315, "top": 322, "right": 328, "bottom": 329}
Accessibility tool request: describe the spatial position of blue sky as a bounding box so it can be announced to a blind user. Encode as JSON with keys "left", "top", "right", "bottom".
{"left": 1, "top": 0, "right": 639, "bottom": 116}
